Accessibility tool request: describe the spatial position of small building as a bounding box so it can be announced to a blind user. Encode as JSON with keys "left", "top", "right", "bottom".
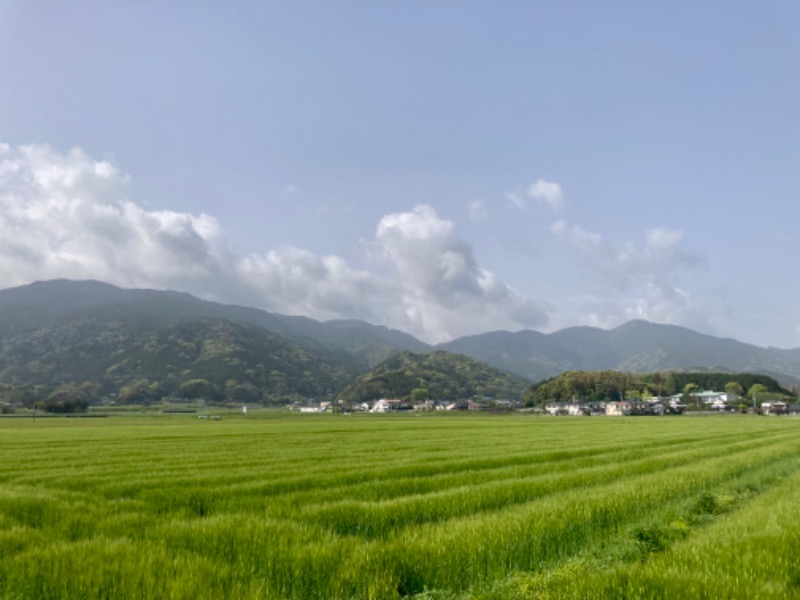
{"left": 413, "top": 399, "right": 436, "bottom": 412}
{"left": 708, "top": 398, "right": 733, "bottom": 411}
{"left": 690, "top": 390, "right": 729, "bottom": 408}
{"left": 567, "top": 403, "right": 585, "bottom": 416}
{"left": 370, "top": 399, "right": 412, "bottom": 413}
{"left": 467, "top": 400, "right": 489, "bottom": 411}
{"left": 605, "top": 401, "right": 629, "bottom": 416}
{"left": 606, "top": 400, "right": 666, "bottom": 416}
{"left": 544, "top": 402, "right": 569, "bottom": 416}
{"left": 445, "top": 400, "right": 469, "bottom": 411}
{"left": 762, "top": 401, "right": 788, "bottom": 415}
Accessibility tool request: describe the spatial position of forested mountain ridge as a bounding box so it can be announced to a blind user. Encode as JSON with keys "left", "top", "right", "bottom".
{"left": 0, "top": 280, "right": 423, "bottom": 403}
{"left": 3, "top": 279, "right": 800, "bottom": 408}
{"left": 0, "top": 316, "right": 357, "bottom": 401}
{"left": 437, "top": 320, "right": 800, "bottom": 386}
{"left": 0, "top": 280, "right": 429, "bottom": 370}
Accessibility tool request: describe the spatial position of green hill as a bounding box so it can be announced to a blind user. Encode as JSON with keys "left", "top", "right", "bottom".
{"left": 336, "top": 350, "right": 531, "bottom": 404}
{"left": 524, "top": 370, "right": 793, "bottom": 406}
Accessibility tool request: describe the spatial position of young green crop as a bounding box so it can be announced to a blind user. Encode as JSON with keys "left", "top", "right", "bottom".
{"left": 0, "top": 415, "right": 799, "bottom": 599}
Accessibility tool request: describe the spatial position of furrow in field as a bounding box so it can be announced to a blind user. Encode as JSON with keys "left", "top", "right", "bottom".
{"left": 141, "top": 432, "right": 800, "bottom": 599}
{"left": 286, "top": 430, "right": 800, "bottom": 538}
{"left": 57, "top": 427, "right": 791, "bottom": 517}
{"left": 548, "top": 464, "right": 800, "bottom": 598}
{"left": 256, "top": 426, "right": 797, "bottom": 509}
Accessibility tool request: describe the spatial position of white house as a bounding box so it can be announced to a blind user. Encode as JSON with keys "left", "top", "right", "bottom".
{"left": 691, "top": 391, "right": 728, "bottom": 407}
{"left": 370, "top": 399, "right": 411, "bottom": 413}
{"left": 605, "top": 401, "right": 629, "bottom": 416}
{"left": 544, "top": 402, "right": 568, "bottom": 416}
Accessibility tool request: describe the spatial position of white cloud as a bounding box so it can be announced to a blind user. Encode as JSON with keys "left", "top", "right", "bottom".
{"left": 550, "top": 220, "right": 603, "bottom": 250}
{"left": 0, "top": 143, "right": 550, "bottom": 343}
{"left": 0, "top": 143, "right": 236, "bottom": 293}
{"left": 506, "top": 189, "right": 527, "bottom": 209}
{"left": 505, "top": 179, "right": 565, "bottom": 212}
{"left": 645, "top": 227, "right": 682, "bottom": 250}
{"left": 528, "top": 179, "right": 565, "bottom": 211}
{"left": 369, "top": 205, "right": 549, "bottom": 341}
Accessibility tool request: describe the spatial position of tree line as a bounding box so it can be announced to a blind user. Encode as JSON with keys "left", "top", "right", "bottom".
{"left": 524, "top": 370, "right": 793, "bottom": 407}
{"left": 0, "top": 377, "right": 284, "bottom": 414}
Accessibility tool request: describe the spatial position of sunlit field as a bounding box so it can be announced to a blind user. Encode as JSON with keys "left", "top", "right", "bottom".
{"left": 1, "top": 413, "right": 799, "bottom": 599}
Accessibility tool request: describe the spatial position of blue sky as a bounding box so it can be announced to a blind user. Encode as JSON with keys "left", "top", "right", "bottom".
{"left": 1, "top": 1, "right": 799, "bottom": 346}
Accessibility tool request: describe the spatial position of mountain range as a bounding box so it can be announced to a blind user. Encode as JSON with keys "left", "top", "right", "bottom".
{"left": 1, "top": 279, "right": 800, "bottom": 402}
{"left": 438, "top": 322, "right": 800, "bottom": 386}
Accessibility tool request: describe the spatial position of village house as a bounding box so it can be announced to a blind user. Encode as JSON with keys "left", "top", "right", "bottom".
{"left": 606, "top": 400, "right": 666, "bottom": 416}
{"left": 605, "top": 401, "right": 629, "bottom": 416}
{"left": 685, "top": 390, "right": 728, "bottom": 408}
{"left": 761, "top": 401, "right": 788, "bottom": 415}
{"left": 467, "top": 400, "right": 489, "bottom": 411}
{"left": 544, "top": 402, "right": 569, "bottom": 416}
{"left": 567, "top": 403, "right": 585, "bottom": 416}
{"left": 413, "top": 399, "right": 436, "bottom": 412}
{"left": 370, "top": 399, "right": 411, "bottom": 413}
{"left": 445, "top": 400, "right": 469, "bottom": 411}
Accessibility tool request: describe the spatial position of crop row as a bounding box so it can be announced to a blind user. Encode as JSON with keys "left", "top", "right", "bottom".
{"left": 1, "top": 416, "right": 799, "bottom": 598}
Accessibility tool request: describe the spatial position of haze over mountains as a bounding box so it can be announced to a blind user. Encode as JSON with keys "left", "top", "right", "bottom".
{"left": 2, "top": 280, "right": 800, "bottom": 399}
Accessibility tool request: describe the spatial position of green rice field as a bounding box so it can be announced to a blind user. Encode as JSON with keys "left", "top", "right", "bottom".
{"left": 1, "top": 413, "right": 799, "bottom": 599}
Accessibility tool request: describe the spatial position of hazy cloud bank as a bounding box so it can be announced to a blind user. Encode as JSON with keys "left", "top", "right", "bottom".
{"left": 550, "top": 219, "right": 707, "bottom": 331}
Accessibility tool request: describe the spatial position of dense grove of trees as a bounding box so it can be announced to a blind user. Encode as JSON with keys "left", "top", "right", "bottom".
{"left": 524, "top": 371, "right": 793, "bottom": 406}
{"left": 337, "top": 351, "right": 529, "bottom": 403}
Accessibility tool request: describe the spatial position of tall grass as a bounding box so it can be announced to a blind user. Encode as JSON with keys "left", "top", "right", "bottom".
{"left": 544, "top": 466, "right": 800, "bottom": 599}
{"left": 0, "top": 415, "right": 799, "bottom": 598}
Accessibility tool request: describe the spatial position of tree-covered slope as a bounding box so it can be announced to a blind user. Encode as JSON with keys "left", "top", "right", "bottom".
{"left": 0, "top": 279, "right": 430, "bottom": 369}
{"left": 0, "top": 315, "right": 357, "bottom": 401}
{"left": 336, "top": 350, "right": 531, "bottom": 403}
{"left": 106, "top": 319, "right": 357, "bottom": 401}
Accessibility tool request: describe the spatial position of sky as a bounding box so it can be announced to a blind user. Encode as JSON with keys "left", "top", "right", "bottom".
{"left": 1, "top": 2, "right": 800, "bottom": 347}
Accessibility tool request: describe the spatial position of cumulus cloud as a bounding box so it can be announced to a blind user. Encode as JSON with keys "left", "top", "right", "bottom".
{"left": 528, "top": 179, "right": 565, "bottom": 211}
{"left": 505, "top": 178, "right": 565, "bottom": 212}
{"left": 368, "top": 205, "right": 549, "bottom": 341}
{"left": 0, "top": 143, "right": 549, "bottom": 343}
{"left": 0, "top": 143, "right": 238, "bottom": 294}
